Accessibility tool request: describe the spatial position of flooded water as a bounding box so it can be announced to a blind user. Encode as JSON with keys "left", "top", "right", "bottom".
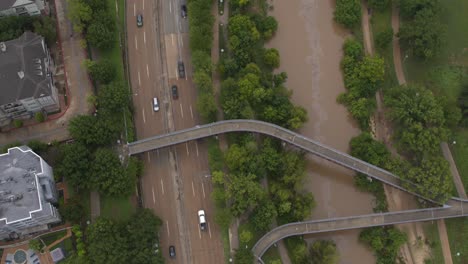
{"left": 267, "top": 0, "right": 376, "bottom": 262}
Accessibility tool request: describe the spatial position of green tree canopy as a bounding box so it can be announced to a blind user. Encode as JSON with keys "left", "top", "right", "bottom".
{"left": 360, "top": 227, "right": 407, "bottom": 264}
{"left": 97, "top": 82, "right": 130, "bottom": 114}
{"left": 309, "top": 240, "right": 339, "bottom": 264}
{"left": 263, "top": 48, "right": 280, "bottom": 69}
{"left": 334, "top": 0, "right": 361, "bottom": 28}
{"left": 251, "top": 199, "right": 277, "bottom": 232}
{"left": 55, "top": 142, "right": 92, "bottom": 190}
{"left": 91, "top": 148, "right": 134, "bottom": 196}
{"left": 69, "top": 115, "right": 119, "bottom": 147}
{"left": 84, "top": 59, "right": 116, "bottom": 84}
{"left": 86, "top": 11, "right": 115, "bottom": 49}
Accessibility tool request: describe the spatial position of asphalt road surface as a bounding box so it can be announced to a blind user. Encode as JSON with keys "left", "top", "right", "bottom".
{"left": 126, "top": 0, "right": 224, "bottom": 263}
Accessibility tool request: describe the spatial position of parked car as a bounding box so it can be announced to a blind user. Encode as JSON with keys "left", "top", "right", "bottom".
{"left": 169, "top": 245, "right": 176, "bottom": 258}
{"left": 153, "top": 97, "right": 160, "bottom": 112}
{"left": 178, "top": 61, "right": 185, "bottom": 79}
{"left": 181, "top": 5, "right": 187, "bottom": 18}
{"left": 172, "top": 85, "right": 179, "bottom": 99}
{"left": 198, "top": 210, "right": 207, "bottom": 231}
{"left": 137, "top": 14, "right": 143, "bottom": 27}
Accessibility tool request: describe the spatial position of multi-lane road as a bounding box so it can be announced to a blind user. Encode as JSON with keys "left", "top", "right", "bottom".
{"left": 126, "top": 0, "right": 224, "bottom": 263}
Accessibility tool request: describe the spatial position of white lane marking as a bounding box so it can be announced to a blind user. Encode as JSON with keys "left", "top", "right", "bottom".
{"left": 192, "top": 181, "right": 195, "bottom": 197}
{"left": 180, "top": 34, "right": 184, "bottom": 47}
{"left": 185, "top": 142, "right": 189, "bottom": 156}
{"left": 157, "top": 149, "right": 160, "bottom": 157}
{"left": 208, "top": 222, "right": 212, "bottom": 238}
{"left": 133, "top": 3, "right": 136, "bottom": 16}
{"left": 138, "top": 71, "right": 141, "bottom": 86}
{"left": 201, "top": 182, "right": 205, "bottom": 198}
{"left": 198, "top": 226, "right": 201, "bottom": 239}
{"left": 169, "top": 1, "right": 172, "bottom": 13}
{"left": 195, "top": 141, "right": 199, "bottom": 157}
{"left": 144, "top": 31, "right": 146, "bottom": 44}
{"left": 147, "top": 152, "right": 150, "bottom": 162}
{"left": 146, "top": 64, "right": 149, "bottom": 77}
{"left": 152, "top": 187, "right": 156, "bottom": 204}
{"left": 135, "top": 36, "right": 138, "bottom": 50}
{"left": 160, "top": 179, "right": 165, "bottom": 195}
{"left": 142, "top": 108, "right": 146, "bottom": 123}
{"left": 175, "top": 69, "right": 179, "bottom": 80}
{"left": 142, "top": 0, "right": 145, "bottom": 10}
{"left": 190, "top": 105, "right": 193, "bottom": 119}
{"left": 172, "top": 34, "right": 174, "bottom": 46}
{"left": 166, "top": 220, "right": 170, "bottom": 236}
{"left": 180, "top": 103, "right": 184, "bottom": 118}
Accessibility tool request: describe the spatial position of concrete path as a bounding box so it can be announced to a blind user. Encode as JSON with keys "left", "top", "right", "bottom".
{"left": 441, "top": 142, "right": 467, "bottom": 199}
{"left": 391, "top": 5, "right": 407, "bottom": 85}
{"left": 90, "top": 191, "right": 101, "bottom": 222}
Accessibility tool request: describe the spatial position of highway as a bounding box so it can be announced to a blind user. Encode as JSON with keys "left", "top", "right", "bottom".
{"left": 126, "top": 0, "right": 224, "bottom": 263}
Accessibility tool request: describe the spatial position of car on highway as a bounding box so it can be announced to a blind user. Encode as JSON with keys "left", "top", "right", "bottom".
{"left": 181, "top": 5, "right": 187, "bottom": 18}
{"left": 171, "top": 85, "right": 179, "bottom": 100}
{"left": 153, "top": 97, "right": 160, "bottom": 112}
{"left": 178, "top": 61, "right": 185, "bottom": 79}
{"left": 137, "top": 14, "right": 143, "bottom": 27}
{"left": 198, "top": 210, "right": 207, "bottom": 231}
{"left": 169, "top": 245, "right": 176, "bottom": 258}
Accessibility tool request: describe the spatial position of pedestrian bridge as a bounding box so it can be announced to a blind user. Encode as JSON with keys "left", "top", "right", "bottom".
{"left": 127, "top": 119, "right": 468, "bottom": 262}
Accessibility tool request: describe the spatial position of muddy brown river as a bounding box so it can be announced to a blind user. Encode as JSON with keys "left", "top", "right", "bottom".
{"left": 267, "top": 0, "right": 375, "bottom": 262}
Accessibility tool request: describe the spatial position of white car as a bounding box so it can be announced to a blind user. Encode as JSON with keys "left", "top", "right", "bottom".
{"left": 198, "top": 210, "right": 207, "bottom": 231}
{"left": 153, "top": 97, "right": 160, "bottom": 112}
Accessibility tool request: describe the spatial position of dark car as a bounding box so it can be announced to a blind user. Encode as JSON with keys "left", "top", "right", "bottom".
{"left": 178, "top": 61, "right": 185, "bottom": 79}
{"left": 171, "top": 85, "right": 179, "bottom": 99}
{"left": 169, "top": 245, "right": 176, "bottom": 258}
{"left": 181, "top": 5, "right": 187, "bottom": 18}
{"left": 137, "top": 14, "right": 143, "bottom": 27}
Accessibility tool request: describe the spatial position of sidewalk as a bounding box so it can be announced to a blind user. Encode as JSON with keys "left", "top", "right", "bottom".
{"left": 0, "top": 0, "right": 93, "bottom": 147}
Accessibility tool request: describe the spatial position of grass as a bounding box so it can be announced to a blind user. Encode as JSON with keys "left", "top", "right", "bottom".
{"left": 50, "top": 237, "right": 74, "bottom": 253}
{"left": 370, "top": 7, "right": 398, "bottom": 89}
{"left": 262, "top": 246, "right": 282, "bottom": 264}
{"left": 221, "top": 226, "right": 232, "bottom": 263}
{"left": 40, "top": 230, "right": 67, "bottom": 246}
{"left": 101, "top": 195, "right": 135, "bottom": 222}
{"left": 449, "top": 129, "right": 468, "bottom": 192}
{"left": 445, "top": 217, "right": 468, "bottom": 264}
{"left": 423, "top": 223, "right": 445, "bottom": 264}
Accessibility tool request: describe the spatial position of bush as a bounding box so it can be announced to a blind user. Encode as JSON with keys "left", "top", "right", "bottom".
{"left": 334, "top": 0, "right": 361, "bottom": 28}
{"left": 13, "top": 119, "right": 23, "bottom": 128}
{"left": 35, "top": 112, "right": 45, "bottom": 122}
{"left": 375, "top": 28, "right": 393, "bottom": 50}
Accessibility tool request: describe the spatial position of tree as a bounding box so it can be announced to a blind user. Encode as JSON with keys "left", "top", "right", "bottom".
{"left": 350, "top": 132, "right": 390, "bottom": 168}
{"left": 360, "top": 227, "right": 407, "bottom": 264}
{"left": 343, "top": 38, "right": 363, "bottom": 60}
{"left": 234, "top": 247, "right": 253, "bottom": 264}
{"left": 404, "top": 157, "right": 452, "bottom": 202}
{"left": 55, "top": 143, "right": 92, "bottom": 190}
{"left": 398, "top": 7, "right": 444, "bottom": 59}
{"left": 91, "top": 148, "right": 134, "bottom": 196}
{"left": 375, "top": 28, "right": 393, "bottom": 50}
{"left": 67, "top": 0, "right": 92, "bottom": 32}
{"left": 354, "top": 56, "right": 385, "bottom": 96}
{"left": 225, "top": 173, "right": 265, "bottom": 216}
{"left": 0, "top": 16, "right": 35, "bottom": 41}
{"left": 68, "top": 115, "right": 119, "bottom": 147}
{"left": 399, "top": 0, "right": 439, "bottom": 18}
{"left": 33, "top": 16, "right": 57, "bottom": 44}
{"left": 191, "top": 50, "right": 212, "bottom": 74}
{"left": 263, "top": 48, "right": 280, "bottom": 69}
{"left": 196, "top": 92, "right": 218, "bottom": 122}
{"left": 239, "top": 230, "right": 253, "bottom": 245}
{"left": 309, "top": 240, "right": 339, "bottom": 264}
{"left": 83, "top": 59, "right": 116, "bottom": 84}
{"left": 86, "top": 11, "right": 115, "bottom": 49}
{"left": 13, "top": 119, "right": 23, "bottom": 128}
{"left": 257, "top": 15, "right": 278, "bottom": 39}
{"left": 87, "top": 218, "right": 128, "bottom": 263}
{"left": 334, "top": 0, "right": 361, "bottom": 28}
{"left": 193, "top": 71, "right": 213, "bottom": 93}
{"left": 97, "top": 82, "right": 130, "bottom": 114}
{"left": 251, "top": 199, "right": 277, "bottom": 232}
{"left": 59, "top": 198, "right": 86, "bottom": 223}
{"left": 29, "top": 239, "right": 43, "bottom": 252}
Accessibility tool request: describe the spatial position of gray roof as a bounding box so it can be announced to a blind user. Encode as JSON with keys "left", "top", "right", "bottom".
{"left": 0, "top": 31, "right": 52, "bottom": 106}
{"left": 0, "top": 0, "right": 16, "bottom": 11}
{"left": 0, "top": 146, "right": 43, "bottom": 224}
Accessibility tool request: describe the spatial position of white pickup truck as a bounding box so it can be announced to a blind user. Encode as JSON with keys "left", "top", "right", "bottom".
{"left": 198, "top": 210, "right": 207, "bottom": 231}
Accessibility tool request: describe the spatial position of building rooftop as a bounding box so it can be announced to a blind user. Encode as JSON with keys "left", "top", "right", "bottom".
{"left": 0, "top": 146, "right": 43, "bottom": 224}
{"left": 0, "top": 0, "right": 16, "bottom": 11}
{"left": 0, "top": 31, "right": 52, "bottom": 106}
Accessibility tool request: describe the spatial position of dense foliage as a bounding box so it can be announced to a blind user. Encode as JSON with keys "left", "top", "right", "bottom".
{"left": 83, "top": 59, "right": 116, "bottom": 84}
{"left": 334, "top": 0, "right": 361, "bottom": 28}
{"left": 0, "top": 15, "right": 56, "bottom": 43}
{"left": 338, "top": 39, "right": 385, "bottom": 129}
{"left": 398, "top": 0, "right": 444, "bottom": 59}
{"left": 309, "top": 240, "right": 339, "bottom": 264}
{"left": 86, "top": 210, "right": 164, "bottom": 264}
{"left": 360, "top": 227, "right": 407, "bottom": 264}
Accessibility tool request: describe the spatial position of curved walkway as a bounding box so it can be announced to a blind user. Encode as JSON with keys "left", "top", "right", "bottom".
{"left": 129, "top": 119, "right": 437, "bottom": 202}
